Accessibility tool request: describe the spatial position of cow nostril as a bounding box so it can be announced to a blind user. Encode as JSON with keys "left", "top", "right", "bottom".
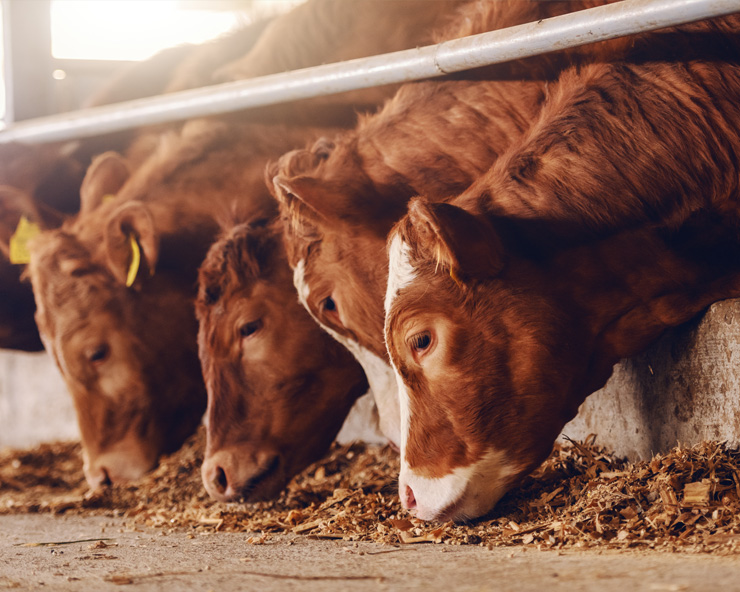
{"left": 404, "top": 485, "right": 417, "bottom": 510}
{"left": 99, "top": 468, "right": 112, "bottom": 487}
{"left": 213, "top": 466, "right": 228, "bottom": 495}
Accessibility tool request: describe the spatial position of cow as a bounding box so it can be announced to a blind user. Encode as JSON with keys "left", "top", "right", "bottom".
{"left": 270, "top": 0, "right": 607, "bottom": 447}
{"left": 384, "top": 14, "right": 740, "bottom": 521}
{"left": 190, "top": 0, "right": 472, "bottom": 500}
{"left": 196, "top": 219, "right": 368, "bottom": 502}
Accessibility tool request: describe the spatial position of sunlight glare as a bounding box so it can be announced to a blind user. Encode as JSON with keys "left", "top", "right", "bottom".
{"left": 51, "top": 1, "right": 244, "bottom": 61}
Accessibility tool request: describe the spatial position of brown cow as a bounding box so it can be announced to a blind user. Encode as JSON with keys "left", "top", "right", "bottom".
{"left": 271, "top": 0, "right": 607, "bottom": 446}
{"left": 384, "top": 14, "right": 740, "bottom": 521}
{"left": 196, "top": 219, "right": 368, "bottom": 502}
{"left": 191, "top": 0, "right": 472, "bottom": 500}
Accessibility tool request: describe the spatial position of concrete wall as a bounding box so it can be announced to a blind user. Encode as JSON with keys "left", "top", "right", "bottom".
{"left": 2, "top": 298, "right": 739, "bottom": 458}
{"left": 0, "top": 350, "right": 78, "bottom": 448}
{"left": 563, "top": 299, "right": 740, "bottom": 459}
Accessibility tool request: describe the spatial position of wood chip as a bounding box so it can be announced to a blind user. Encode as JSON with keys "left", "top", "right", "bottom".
{"left": 683, "top": 481, "right": 711, "bottom": 506}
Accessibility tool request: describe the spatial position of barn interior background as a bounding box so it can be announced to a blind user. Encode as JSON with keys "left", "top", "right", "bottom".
{"left": 0, "top": 0, "right": 739, "bottom": 459}
{"left": 0, "top": 0, "right": 304, "bottom": 448}
{"left": 0, "top": 3, "right": 740, "bottom": 581}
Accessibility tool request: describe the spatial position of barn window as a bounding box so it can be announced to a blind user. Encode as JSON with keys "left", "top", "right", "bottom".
{"left": 1, "top": 0, "right": 304, "bottom": 124}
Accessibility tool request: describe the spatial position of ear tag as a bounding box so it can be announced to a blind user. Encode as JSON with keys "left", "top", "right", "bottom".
{"left": 449, "top": 267, "right": 463, "bottom": 287}
{"left": 9, "top": 216, "right": 40, "bottom": 264}
{"left": 102, "top": 194, "right": 116, "bottom": 204}
{"left": 125, "top": 234, "right": 141, "bottom": 288}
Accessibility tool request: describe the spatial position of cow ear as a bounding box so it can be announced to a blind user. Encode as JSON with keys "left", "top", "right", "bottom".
{"left": 80, "top": 152, "right": 130, "bottom": 214}
{"left": 272, "top": 175, "right": 332, "bottom": 223}
{"left": 105, "top": 202, "right": 158, "bottom": 287}
{"left": 406, "top": 198, "right": 505, "bottom": 281}
{"left": 0, "top": 186, "right": 63, "bottom": 261}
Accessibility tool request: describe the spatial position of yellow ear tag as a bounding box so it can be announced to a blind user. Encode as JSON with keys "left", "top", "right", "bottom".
{"left": 9, "top": 216, "right": 41, "bottom": 265}
{"left": 125, "top": 234, "right": 141, "bottom": 288}
{"left": 102, "top": 194, "right": 116, "bottom": 204}
{"left": 449, "top": 267, "right": 462, "bottom": 287}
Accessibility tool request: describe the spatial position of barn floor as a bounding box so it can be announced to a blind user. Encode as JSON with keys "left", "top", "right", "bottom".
{"left": 1, "top": 514, "right": 739, "bottom": 592}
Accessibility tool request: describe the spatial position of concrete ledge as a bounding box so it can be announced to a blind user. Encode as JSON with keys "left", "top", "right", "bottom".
{"left": 563, "top": 299, "right": 740, "bottom": 459}
{"left": 0, "top": 350, "right": 78, "bottom": 448}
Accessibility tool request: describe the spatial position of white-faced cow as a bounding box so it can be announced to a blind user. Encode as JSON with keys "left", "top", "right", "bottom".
{"left": 384, "top": 13, "right": 740, "bottom": 521}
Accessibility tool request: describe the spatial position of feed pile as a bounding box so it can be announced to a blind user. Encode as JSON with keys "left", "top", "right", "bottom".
{"left": 2, "top": 431, "right": 739, "bottom": 553}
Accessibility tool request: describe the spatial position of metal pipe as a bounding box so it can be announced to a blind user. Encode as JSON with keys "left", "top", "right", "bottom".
{"left": 2, "top": 0, "right": 739, "bottom": 145}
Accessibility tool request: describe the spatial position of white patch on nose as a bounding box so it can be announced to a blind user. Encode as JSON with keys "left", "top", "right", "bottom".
{"left": 400, "top": 448, "right": 520, "bottom": 522}
{"left": 384, "top": 234, "right": 416, "bottom": 315}
{"left": 292, "top": 259, "right": 401, "bottom": 446}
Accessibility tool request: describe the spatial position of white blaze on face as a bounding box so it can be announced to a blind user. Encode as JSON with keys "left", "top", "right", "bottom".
{"left": 293, "top": 259, "right": 401, "bottom": 446}
{"left": 384, "top": 233, "right": 417, "bottom": 503}
{"left": 384, "top": 234, "right": 416, "bottom": 316}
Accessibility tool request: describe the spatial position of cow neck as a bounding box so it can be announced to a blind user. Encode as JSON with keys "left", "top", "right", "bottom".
{"left": 355, "top": 77, "right": 546, "bottom": 205}
{"left": 458, "top": 51, "right": 740, "bottom": 244}
{"left": 538, "top": 214, "right": 740, "bottom": 409}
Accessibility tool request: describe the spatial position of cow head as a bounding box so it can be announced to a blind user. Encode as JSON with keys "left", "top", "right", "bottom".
{"left": 196, "top": 219, "right": 368, "bottom": 502}
{"left": 384, "top": 200, "right": 570, "bottom": 521}
{"left": 270, "top": 136, "right": 411, "bottom": 447}
{"left": 384, "top": 198, "right": 740, "bottom": 521}
{"left": 5, "top": 150, "right": 208, "bottom": 489}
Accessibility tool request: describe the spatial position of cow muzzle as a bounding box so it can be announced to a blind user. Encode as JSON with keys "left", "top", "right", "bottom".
{"left": 201, "top": 448, "right": 281, "bottom": 503}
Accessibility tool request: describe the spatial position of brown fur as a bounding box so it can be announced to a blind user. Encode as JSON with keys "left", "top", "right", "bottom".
{"left": 0, "top": 19, "right": 274, "bottom": 352}
{"left": 196, "top": 221, "right": 368, "bottom": 502}
{"left": 385, "top": 13, "right": 740, "bottom": 520}
{"left": 464, "top": 18, "right": 740, "bottom": 240}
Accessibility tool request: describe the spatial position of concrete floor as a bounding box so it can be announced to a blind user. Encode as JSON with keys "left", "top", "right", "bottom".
{"left": 1, "top": 514, "right": 739, "bottom": 592}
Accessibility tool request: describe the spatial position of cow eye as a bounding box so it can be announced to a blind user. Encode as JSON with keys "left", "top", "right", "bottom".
{"left": 408, "top": 331, "right": 432, "bottom": 354}
{"left": 88, "top": 344, "right": 109, "bottom": 364}
{"left": 240, "top": 320, "right": 262, "bottom": 338}
{"left": 321, "top": 296, "right": 337, "bottom": 312}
